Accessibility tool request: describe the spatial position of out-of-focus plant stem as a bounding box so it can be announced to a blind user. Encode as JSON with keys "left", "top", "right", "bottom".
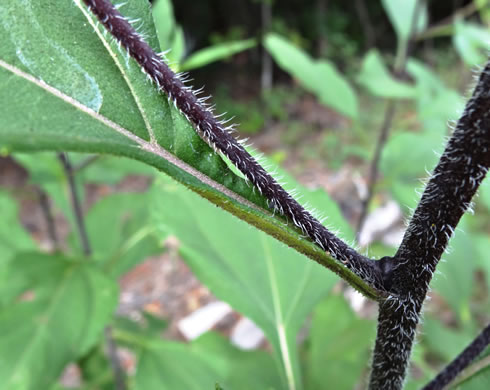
{"left": 37, "top": 187, "right": 59, "bottom": 251}
{"left": 356, "top": 0, "right": 424, "bottom": 239}
{"left": 59, "top": 152, "right": 126, "bottom": 390}
{"left": 58, "top": 152, "right": 91, "bottom": 256}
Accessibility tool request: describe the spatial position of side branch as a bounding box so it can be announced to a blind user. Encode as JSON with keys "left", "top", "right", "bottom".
{"left": 369, "top": 61, "right": 490, "bottom": 389}
{"left": 422, "top": 322, "right": 490, "bottom": 390}
{"left": 82, "top": 0, "right": 384, "bottom": 290}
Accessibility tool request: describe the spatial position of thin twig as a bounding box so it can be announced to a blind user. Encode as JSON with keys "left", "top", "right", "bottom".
{"left": 315, "top": 0, "right": 328, "bottom": 57}
{"left": 422, "top": 323, "right": 490, "bottom": 390}
{"left": 58, "top": 152, "right": 91, "bottom": 256}
{"left": 356, "top": 0, "right": 424, "bottom": 239}
{"left": 105, "top": 326, "right": 127, "bottom": 390}
{"left": 448, "top": 354, "right": 490, "bottom": 389}
{"left": 37, "top": 187, "right": 59, "bottom": 251}
{"left": 73, "top": 154, "right": 100, "bottom": 173}
{"left": 260, "top": 0, "right": 273, "bottom": 91}
{"left": 354, "top": 0, "right": 376, "bottom": 49}
{"left": 356, "top": 101, "right": 396, "bottom": 237}
{"left": 415, "top": 2, "right": 479, "bottom": 41}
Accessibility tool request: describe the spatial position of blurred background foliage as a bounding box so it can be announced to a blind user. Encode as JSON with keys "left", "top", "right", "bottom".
{"left": 0, "top": 0, "right": 489, "bottom": 389}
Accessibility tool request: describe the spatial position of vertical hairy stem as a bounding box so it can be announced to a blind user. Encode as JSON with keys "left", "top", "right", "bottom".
{"left": 369, "top": 60, "right": 490, "bottom": 389}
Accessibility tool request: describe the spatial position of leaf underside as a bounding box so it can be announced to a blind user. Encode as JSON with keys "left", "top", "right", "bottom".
{"left": 0, "top": 0, "right": 378, "bottom": 298}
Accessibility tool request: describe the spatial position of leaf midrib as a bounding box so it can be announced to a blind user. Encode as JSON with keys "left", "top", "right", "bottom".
{"left": 0, "top": 59, "right": 264, "bottom": 218}
{"left": 74, "top": 0, "right": 157, "bottom": 143}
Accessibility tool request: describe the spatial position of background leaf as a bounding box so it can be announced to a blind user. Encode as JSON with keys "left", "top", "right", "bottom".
{"left": 357, "top": 50, "right": 416, "bottom": 99}
{"left": 305, "top": 295, "right": 376, "bottom": 390}
{"left": 0, "top": 0, "right": 365, "bottom": 295}
{"left": 151, "top": 177, "right": 338, "bottom": 390}
{"left": 265, "top": 33, "right": 358, "bottom": 119}
{"left": 381, "top": 0, "right": 428, "bottom": 43}
{"left": 453, "top": 21, "right": 490, "bottom": 67}
{"left": 0, "top": 252, "right": 118, "bottom": 390}
{"left": 0, "top": 192, "right": 36, "bottom": 305}
{"left": 132, "top": 332, "right": 282, "bottom": 390}
{"left": 430, "top": 217, "right": 478, "bottom": 320}
{"left": 0, "top": 192, "right": 35, "bottom": 261}
{"left": 152, "top": 0, "right": 185, "bottom": 65}
{"left": 70, "top": 192, "right": 161, "bottom": 277}
{"left": 181, "top": 39, "right": 257, "bottom": 71}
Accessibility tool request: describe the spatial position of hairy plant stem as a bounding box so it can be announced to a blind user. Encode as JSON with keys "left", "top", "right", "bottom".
{"left": 59, "top": 152, "right": 126, "bottom": 390}
{"left": 368, "top": 60, "right": 490, "bottom": 389}
{"left": 422, "top": 322, "right": 490, "bottom": 390}
{"left": 82, "top": 0, "right": 386, "bottom": 291}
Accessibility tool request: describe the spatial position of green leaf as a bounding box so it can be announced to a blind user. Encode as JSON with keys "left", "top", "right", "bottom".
{"left": 264, "top": 33, "right": 358, "bottom": 119}
{"left": 0, "top": 252, "right": 118, "bottom": 390}
{"left": 152, "top": 0, "right": 185, "bottom": 65}
{"left": 305, "top": 295, "right": 376, "bottom": 390}
{"left": 131, "top": 332, "right": 282, "bottom": 390}
{"left": 13, "top": 153, "right": 86, "bottom": 234}
{"left": 453, "top": 21, "right": 490, "bottom": 67}
{"left": 0, "top": 0, "right": 376, "bottom": 297}
{"left": 74, "top": 154, "right": 155, "bottom": 184}
{"left": 476, "top": 0, "right": 490, "bottom": 24}
{"left": 151, "top": 177, "right": 338, "bottom": 390}
{"left": 380, "top": 130, "right": 442, "bottom": 210}
{"left": 357, "top": 50, "right": 416, "bottom": 99}
{"left": 406, "top": 59, "right": 464, "bottom": 126}
{"left": 422, "top": 317, "right": 474, "bottom": 362}
{"left": 15, "top": 152, "right": 155, "bottom": 236}
{"left": 181, "top": 39, "right": 257, "bottom": 71}
{"left": 77, "top": 342, "right": 114, "bottom": 390}
{"left": 71, "top": 192, "right": 161, "bottom": 277}
{"left": 0, "top": 192, "right": 36, "bottom": 305}
{"left": 0, "top": 192, "right": 35, "bottom": 261}
{"left": 381, "top": 0, "right": 428, "bottom": 43}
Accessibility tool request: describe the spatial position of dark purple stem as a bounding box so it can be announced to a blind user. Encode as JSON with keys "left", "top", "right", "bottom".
{"left": 82, "top": 0, "right": 384, "bottom": 290}
{"left": 422, "top": 323, "right": 490, "bottom": 390}
{"left": 369, "top": 61, "right": 490, "bottom": 389}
